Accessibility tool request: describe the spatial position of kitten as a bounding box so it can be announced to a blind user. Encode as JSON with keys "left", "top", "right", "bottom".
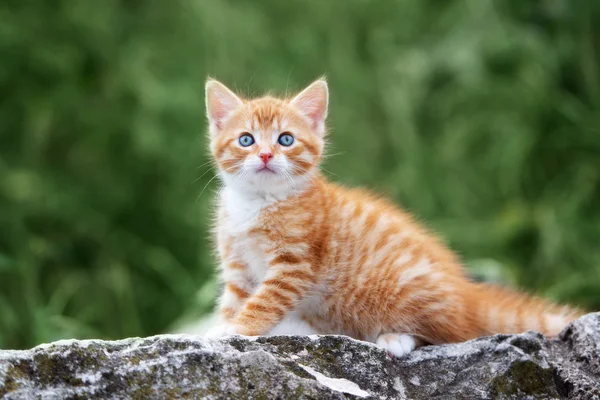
{"left": 203, "top": 78, "right": 582, "bottom": 356}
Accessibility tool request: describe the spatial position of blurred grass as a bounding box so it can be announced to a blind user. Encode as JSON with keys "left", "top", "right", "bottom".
{"left": 0, "top": 0, "right": 599, "bottom": 349}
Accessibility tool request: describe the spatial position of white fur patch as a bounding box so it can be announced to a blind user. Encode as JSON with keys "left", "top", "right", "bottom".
{"left": 204, "top": 323, "right": 238, "bottom": 339}
{"left": 546, "top": 314, "right": 567, "bottom": 334}
{"left": 376, "top": 333, "right": 418, "bottom": 357}
{"left": 221, "top": 268, "right": 252, "bottom": 291}
{"left": 267, "top": 314, "right": 319, "bottom": 336}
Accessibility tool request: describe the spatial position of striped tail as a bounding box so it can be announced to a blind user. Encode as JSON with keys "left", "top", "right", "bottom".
{"left": 474, "top": 283, "right": 583, "bottom": 336}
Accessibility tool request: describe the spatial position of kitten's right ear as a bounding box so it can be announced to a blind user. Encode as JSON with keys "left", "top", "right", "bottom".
{"left": 205, "top": 79, "right": 243, "bottom": 135}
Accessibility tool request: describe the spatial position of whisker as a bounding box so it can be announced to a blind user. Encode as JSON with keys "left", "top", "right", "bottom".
{"left": 195, "top": 165, "right": 240, "bottom": 203}
{"left": 320, "top": 166, "right": 339, "bottom": 177}
{"left": 196, "top": 159, "right": 215, "bottom": 170}
{"left": 289, "top": 165, "right": 323, "bottom": 187}
{"left": 196, "top": 173, "right": 222, "bottom": 203}
{"left": 285, "top": 67, "right": 294, "bottom": 99}
{"left": 246, "top": 71, "right": 258, "bottom": 97}
{"left": 233, "top": 168, "right": 250, "bottom": 187}
{"left": 282, "top": 169, "right": 297, "bottom": 191}
{"left": 322, "top": 151, "right": 346, "bottom": 159}
{"left": 192, "top": 165, "right": 217, "bottom": 184}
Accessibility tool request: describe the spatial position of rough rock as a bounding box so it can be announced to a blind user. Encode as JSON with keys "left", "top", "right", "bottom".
{"left": 1, "top": 313, "right": 599, "bottom": 399}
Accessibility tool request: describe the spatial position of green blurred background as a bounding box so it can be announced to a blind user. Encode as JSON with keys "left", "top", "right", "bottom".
{"left": 1, "top": 0, "right": 599, "bottom": 349}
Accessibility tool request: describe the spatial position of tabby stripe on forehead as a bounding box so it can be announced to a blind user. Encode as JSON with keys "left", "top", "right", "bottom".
{"left": 250, "top": 104, "right": 284, "bottom": 127}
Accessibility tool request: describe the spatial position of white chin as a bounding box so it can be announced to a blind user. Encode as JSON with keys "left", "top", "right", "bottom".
{"left": 221, "top": 170, "right": 285, "bottom": 192}
{"left": 249, "top": 171, "right": 284, "bottom": 185}
{"left": 254, "top": 169, "right": 278, "bottom": 175}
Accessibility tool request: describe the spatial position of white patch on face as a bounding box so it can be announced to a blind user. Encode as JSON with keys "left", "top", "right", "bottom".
{"left": 219, "top": 128, "right": 313, "bottom": 198}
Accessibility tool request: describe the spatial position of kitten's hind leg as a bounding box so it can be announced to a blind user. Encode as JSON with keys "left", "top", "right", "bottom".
{"left": 267, "top": 314, "right": 319, "bottom": 336}
{"left": 376, "top": 333, "right": 424, "bottom": 357}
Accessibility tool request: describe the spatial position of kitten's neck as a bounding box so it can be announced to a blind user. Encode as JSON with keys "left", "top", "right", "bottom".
{"left": 219, "top": 170, "right": 317, "bottom": 204}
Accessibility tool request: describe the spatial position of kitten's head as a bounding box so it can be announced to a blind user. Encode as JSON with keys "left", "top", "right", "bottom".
{"left": 206, "top": 79, "right": 328, "bottom": 195}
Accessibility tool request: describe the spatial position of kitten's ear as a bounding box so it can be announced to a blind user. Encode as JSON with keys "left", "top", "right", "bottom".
{"left": 290, "top": 79, "right": 328, "bottom": 136}
{"left": 205, "top": 79, "right": 244, "bottom": 135}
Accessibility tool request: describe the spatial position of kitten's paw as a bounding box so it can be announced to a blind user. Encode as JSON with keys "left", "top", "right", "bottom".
{"left": 376, "top": 333, "right": 419, "bottom": 357}
{"left": 268, "top": 315, "right": 320, "bottom": 336}
{"left": 204, "top": 324, "right": 238, "bottom": 339}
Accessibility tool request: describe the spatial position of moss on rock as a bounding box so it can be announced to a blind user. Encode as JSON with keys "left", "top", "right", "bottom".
{"left": 1, "top": 313, "right": 599, "bottom": 399}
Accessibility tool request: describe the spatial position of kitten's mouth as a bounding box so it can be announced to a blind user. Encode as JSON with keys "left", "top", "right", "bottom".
{"left": 256, "top": 166, "right": 276, "bottom": 173}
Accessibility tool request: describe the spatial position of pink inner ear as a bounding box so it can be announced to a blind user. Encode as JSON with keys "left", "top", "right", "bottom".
{"left": 307, "top": 108, "right": 325, "bottom": 130}
{"left": 206, "top": 81, "right": 243, "bottom": 132}
{"left": 208, "top": 94, "right": 235, "bottom": 129}
{"left": 211, "top": 101, "right": 229, "bottom": 129}
{"left": 291, "top": 81, "right": 328, "bottom": 133}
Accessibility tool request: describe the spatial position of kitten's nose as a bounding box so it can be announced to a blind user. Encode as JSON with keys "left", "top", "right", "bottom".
{"left": 259, "top": 152, "right": 273, "bottom": 165}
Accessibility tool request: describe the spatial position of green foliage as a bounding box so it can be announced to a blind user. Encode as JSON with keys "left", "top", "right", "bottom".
{"left": 0, "top": 0, "right": 599, "bottom": 349}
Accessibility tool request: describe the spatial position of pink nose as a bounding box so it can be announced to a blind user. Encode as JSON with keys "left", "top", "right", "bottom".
{"left": 260, "top": 152, "right": 273, "bottom": 164}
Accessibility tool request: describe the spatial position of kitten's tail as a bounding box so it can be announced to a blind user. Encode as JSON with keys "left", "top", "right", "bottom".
{"left": 472, "top": 283, "right": 583, "bottom": 337}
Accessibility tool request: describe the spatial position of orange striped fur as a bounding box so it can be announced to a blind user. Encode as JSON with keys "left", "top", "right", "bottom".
{"left": 203, "top": 78, "right": 583, "bottom": 356}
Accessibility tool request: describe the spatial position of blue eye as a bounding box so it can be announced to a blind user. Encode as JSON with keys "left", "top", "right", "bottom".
{"left": 278, "top": 133, "right": 294, "bottom": 147}
{"left": 239, "top": 133, "right": 255, "bottom": 147}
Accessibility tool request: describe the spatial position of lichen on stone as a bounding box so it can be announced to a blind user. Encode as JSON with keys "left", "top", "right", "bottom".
{"left": 1, "top": 313, "right": 599, "bottom": 399}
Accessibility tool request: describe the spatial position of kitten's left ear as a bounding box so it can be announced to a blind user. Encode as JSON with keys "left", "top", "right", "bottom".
{"left": 290, "top": 79, "right": 329, "bottom": 136}
{"left": 205, "top": 79, "right": 244, "bottom": 136}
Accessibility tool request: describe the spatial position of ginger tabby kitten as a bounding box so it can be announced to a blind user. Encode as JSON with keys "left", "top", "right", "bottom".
{"left": 203, "top": 78, "right": 581, "bottom": 356}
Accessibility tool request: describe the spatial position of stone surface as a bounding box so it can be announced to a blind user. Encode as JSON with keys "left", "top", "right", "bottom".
{"left": 1, "top": 313, "right": 599, "bottom": 399}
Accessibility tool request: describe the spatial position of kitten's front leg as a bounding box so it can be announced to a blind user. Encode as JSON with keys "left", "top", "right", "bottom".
{"left": 205, "top": 260, "right": 253, "bottom": 339}
{"left": 231, "top": 254, "right": 315, "bottom": 336}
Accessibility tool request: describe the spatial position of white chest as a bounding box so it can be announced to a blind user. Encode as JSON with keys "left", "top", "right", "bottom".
{"left": 219, "top": 187, "right": 279, "bottom": 283}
